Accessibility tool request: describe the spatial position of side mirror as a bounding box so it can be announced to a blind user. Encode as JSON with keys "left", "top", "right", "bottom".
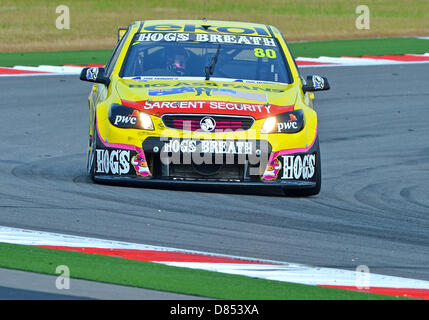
{"left": 80, "top": 67, "right": 110, "bottom": 86}
{"left": 302, "top": 75, "right": 330, "bottom": 93}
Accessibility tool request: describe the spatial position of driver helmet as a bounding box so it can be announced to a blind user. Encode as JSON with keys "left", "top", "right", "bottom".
{"left": 167, "top": 46, "right": 189, "bottom": 75}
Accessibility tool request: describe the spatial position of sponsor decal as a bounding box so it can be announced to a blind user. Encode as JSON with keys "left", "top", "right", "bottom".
{"left": 149, "top": 86, "right": 207, "bottom": 96}
{"left": 262, "top": 153, "right": 316, "bottom": 181}
{"left": 126, "top": 77, "right": 283, "bottom": 86}
{"left": 199, "top": 117, "right": 216, "bottom": 132}
{"left": 162, "top": 139, "right": 253, "bottom": 155}
{"left": 140, "top": 100, "right": 271, "bottom": 113}
{"left": 86, "top": 67, "right": 98, "bottom": 81}
{"left": 136, "top": 81, "right": 286, "bottom": 93}
{"left": 122, "top": 99, "right": 294, "bottom": 120}
{"left": 96, "top": 149, "right": 130, "bottom": 175}
{"left": 281, "top": 154, "right": 316, "bottom": 180}
{"left": 262, "top": 158, "right": 282, "bottom": 180}
{"left": 148, "top": 86, "right": 267, "bottom": 102}
{"left": 275, "top": 110, "right": 304, "bottom": 133}
{"left": 312, "top": 75, "right": 325, "bottom": 90}
{"left": 114, "top": 110, "right": 139, "bottom": 126}
{"left": 149, "top": 86, "right": 236, "bottom": 97}
{"left": 142, "top": 24, "right": 271, "bottom": 36}
{"left": 136, "top": 33, "right": 276, "bottom": 47}
{"left": 109, "top": 104, "right": 141, "bottom": 128}
{"left": 131, "top": 149, "right": 151, "bottom": 177}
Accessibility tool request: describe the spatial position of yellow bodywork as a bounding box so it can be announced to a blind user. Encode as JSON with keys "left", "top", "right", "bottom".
{"left": 91, "top": 20, "right": 317, "bottom": 150}
{"left": 88, "top": 20, "right": 319, "bottom": 184}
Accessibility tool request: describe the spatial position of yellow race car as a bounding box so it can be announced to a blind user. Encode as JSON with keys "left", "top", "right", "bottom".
{"left": 80, "top": 20, "right": 330, "bottom": 196}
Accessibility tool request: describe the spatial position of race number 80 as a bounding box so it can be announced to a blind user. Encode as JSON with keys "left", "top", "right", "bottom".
{"left": 254, "top": 48, "right": 276, "bottom": 58}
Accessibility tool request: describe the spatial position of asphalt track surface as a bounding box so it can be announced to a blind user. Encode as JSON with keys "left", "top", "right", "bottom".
{"left": 0, "top": 268, "right": 204, "bottom": 300}
{"left": 0, "top": 63, "right": 428, "bottom": 292}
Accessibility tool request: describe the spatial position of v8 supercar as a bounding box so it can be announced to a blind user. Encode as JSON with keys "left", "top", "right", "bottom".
{"left": 80, "top": 20, "right": 330, "bottom": 196}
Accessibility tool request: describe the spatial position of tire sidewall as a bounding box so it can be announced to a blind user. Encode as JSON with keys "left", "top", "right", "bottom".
{"left": 87, "top": 118, "right": 97, "bottom": 180}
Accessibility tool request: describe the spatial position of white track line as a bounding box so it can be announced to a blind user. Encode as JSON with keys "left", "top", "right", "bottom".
{"left": 160, "top": 262, "right": 429, "bottom": 289}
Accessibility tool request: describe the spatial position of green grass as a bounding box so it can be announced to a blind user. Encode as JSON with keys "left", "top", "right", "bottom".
{"left": 289, "top": 37, "right": 429, "bottom": 58}
{"left": 0, "top": 242, "right": 406, "bottom": 299}
{"left": 0, "top": 50, "right": 112, "bottom": 67}
{"left": 2, "top": 0, "right": 428, "bottom": 52}
{"left": 1, "top": 38, "right": 428, "bottom": 67}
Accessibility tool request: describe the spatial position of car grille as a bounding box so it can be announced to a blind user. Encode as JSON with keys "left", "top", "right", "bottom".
{"left": 162, "top": 115, "right": 254, "bottom": 132}
{"left": 169, "top": 164, "right": 244, "bottom": 180}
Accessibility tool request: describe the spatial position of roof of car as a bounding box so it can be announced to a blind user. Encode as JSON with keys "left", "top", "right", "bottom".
{"left": 134, "top": 19, "right": 275, "bottom": 37}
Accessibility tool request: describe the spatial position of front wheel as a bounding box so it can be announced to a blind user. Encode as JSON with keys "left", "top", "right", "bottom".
{"left": 87, "top": 119, "right": 97, "bottom": 181}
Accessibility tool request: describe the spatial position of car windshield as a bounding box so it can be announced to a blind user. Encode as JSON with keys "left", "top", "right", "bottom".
{"left": 121, "top": 33, "right": 291, "bottom": 84}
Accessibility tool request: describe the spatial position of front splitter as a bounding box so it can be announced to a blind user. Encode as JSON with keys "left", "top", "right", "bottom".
{"left": 94, "top": 175, "right": 316, "bottom": 191}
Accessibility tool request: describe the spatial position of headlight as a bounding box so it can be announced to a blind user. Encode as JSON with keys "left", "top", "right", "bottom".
{"left": 138, "top": 112, "right": 154, "bottom": 130}
{"left": 261, "top": 110, "right": 304, "bottom": 134}
{"left": 109, "top": 104, "right": 154, "bottom": 130}
{"left": 261, "top": 116, "right": 277, "bottom": 133}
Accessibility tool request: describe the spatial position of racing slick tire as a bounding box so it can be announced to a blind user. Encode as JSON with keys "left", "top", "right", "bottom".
{"left": 87, "top": 118, "right": 97, "bottom": 181}
{"left": 283, "top": 138, "right": 321, "bottom": 197}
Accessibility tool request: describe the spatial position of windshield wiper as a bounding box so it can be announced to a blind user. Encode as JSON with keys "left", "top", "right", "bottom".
{"left": 204, "top": 44, "right": 221, "bottom": 80}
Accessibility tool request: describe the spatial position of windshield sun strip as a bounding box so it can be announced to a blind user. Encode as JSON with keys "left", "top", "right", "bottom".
{"left": 120, "top": 33, "right": 291, "bottom": 83}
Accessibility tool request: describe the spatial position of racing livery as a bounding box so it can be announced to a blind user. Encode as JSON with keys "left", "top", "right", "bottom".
{"left": 80, "top": 20, "right": 330, "bottom": 196}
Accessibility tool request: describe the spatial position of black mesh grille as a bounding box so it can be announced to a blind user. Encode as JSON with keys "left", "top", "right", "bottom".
{"left": 162, "top": 115, "right": 254, "bottom": 132}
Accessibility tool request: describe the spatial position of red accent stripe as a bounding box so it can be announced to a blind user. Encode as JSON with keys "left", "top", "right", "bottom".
{"left": 36, "top": 245, "right": 271, "bottom": 264}
{"left": 173, "top": 123, "right": 242, "bottom": 126}
{"left": 296, "top": 61, "right": 336, "bottom": 66}
{"left": 173, "top": 126, "right": 243, "bottom": 130}
{"left": 0, "top": 67, "right": 50, "bottom": 75}
{"left": 215, "top": 121, "right": 242, "bottom": 124}
{"left": 173, "top": 120, "right": 243, "bottom": 124}
{"left": 216, "top": 124, "right": 242, "bottom": 128}
{"left": 320, "top": 285, "right": 429, "bottom": 300}
{"left": 64, "top": 64, "right": 105, "bottom": 67}
{"left": 348, "top": 55, "right": 429, "bottom": 62}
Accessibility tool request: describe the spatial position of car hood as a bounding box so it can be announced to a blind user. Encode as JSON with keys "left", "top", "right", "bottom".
{"left": 115, "top": 78, "right": 298, "bottom": 120}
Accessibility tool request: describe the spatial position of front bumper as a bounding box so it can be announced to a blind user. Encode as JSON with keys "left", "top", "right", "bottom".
{"left": 93, "top": 133, "right": 319, "bottom": 189}
{"left": 94, "top": 175, "right": 316, "bottom": 189}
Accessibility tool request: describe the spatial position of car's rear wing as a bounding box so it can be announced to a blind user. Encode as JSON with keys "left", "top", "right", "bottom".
{"left": 117, "top": 27, "right": 128, "bottom": 42}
